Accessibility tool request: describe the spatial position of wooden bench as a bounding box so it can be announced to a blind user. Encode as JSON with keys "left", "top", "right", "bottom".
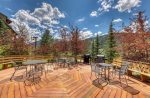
{"left": 0, "top": 58, "right": 13, "bottom": 69}
{"left": 0, "top": 57, "right": 25, "bottom": 69}
{"left": 113, "top": 59, "right": 150, "bottom": 82}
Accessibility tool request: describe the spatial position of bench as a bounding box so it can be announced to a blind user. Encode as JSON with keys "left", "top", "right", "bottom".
{"left": 0, "top": 57, "right": 25, "bottom": 69}
{"left": 112, "top": 60, "right": 150, "bottom": 82}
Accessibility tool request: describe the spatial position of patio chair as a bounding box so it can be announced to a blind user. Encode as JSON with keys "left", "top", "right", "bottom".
{"left": 23, "top": 64, "right": 45, "bottom": 85}
{"left": 35, "top": 64, "right": 45, "bottom": 74}
{"left": 23, "top": 68, "right": 42, "bottom": 86}
{"left": 46, "top": 60, "right": 54, "bottom": 73}
{"left": 57, "top": 58, "right": 66, "bottom": 68}
{"left": 66, "top": 59, "right": 76, "bottom": 69}
{"left": 90, "top": 63, "right": 104, "bottom": 80}
{"left": 10, "top": 61, "right": 27, "bottom": 81}
{"left": 112, "top": 61, "right": 130, "bottom": 86}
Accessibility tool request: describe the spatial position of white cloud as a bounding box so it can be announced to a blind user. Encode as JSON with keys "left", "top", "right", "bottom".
{"left": 90, "top": 11, "right": 98, "bottom": 17}
{"left": 10, "top": 2, "right": 65, "bottom": 41}
{"left": 98, "top": 0, "right": 112, "bottom": 12}
{"left": 97, "top": 31, "right": 102, "bottom": 35}
{"left": 133, "top": 13, "right": 138, "bottom": 16}
{"left": 114, "top": 0, "right": 141, "bottom": 13}
{"left": 113, "top": 18, "right": 122, "bottom": 23}
{"left": 14, "top": 10, "right": 40, "bottom": 26}
{"left": 82, "top": 28, "right": 88, "bottom": 30}
{"left": 95, "top": 25, "right": 99, "bottom": 27}
{"left": 5, "top": 8, "right": 13, "bottom": 12}
{"left": 128, "top": 20, "right": 149, "bottom": 33}
{"left": 94, "top": 31, "right": 102, "bottom": 36}
{"left": 90, "top": 0, "right": 113, "bottom": 17}
{"left": 63, "top": 25, "right": 69, "bottom": 28}
{"left": 77, "top": 17, "right": 85, "bottom": 22}
{"left": 32, "top": 2, "right": 65, "bottom": 25}
{"left": 80, "top": 30, "right": 93, "bottom": 39}
{"left": 90, "top": 0, "right": 141, "bottom": 17}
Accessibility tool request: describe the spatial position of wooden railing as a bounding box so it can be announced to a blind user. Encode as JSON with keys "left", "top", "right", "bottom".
{"left": 0, "top": 55, "right": 52, "bottom": 69}
{"left": 112, "top": 59, "right": 150, "bottom": 82}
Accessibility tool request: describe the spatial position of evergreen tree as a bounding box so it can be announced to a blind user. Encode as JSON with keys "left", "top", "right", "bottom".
{"left": 91, "top": 33, "right": 100, "bottom": 57}
{"left": 0, "top": 19, "right": 8, "bottom": 29}
{"left": 91, "top": 40, "right": 95, "bottom": 57}
{"left": 0, "top": 19, "right": 9, "bottom": 35}
{"left": 95, "top": 33, "right": 100, "bottom": 55}
{"left": 106, "top": 21, "right": 117, "bottom": 63}
{"left": 40, "top": 29, "right": 53, "bottom": 55}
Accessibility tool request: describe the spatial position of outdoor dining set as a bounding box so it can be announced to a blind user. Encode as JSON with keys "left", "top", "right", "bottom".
{"left": 9, "top": 56, "right": 131, "bottom": 87}
{"left": 90, "top": 61, "right": 130, "bottom": 86}
{"left": 10, "top": 58, "right": 76, "bottom": 86}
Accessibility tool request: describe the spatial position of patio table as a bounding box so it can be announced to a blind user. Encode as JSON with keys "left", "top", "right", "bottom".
{"left": 23, "top": 60, "right": 47, "bottom": 70}
{"left": 97, "top": 63, "right": 113, "bottom": 81}
{"left": 22, "top": 60, "right": 47, "bottom": 83}
{"left": 57, "top": 58, "right": 69, "bottom": 68}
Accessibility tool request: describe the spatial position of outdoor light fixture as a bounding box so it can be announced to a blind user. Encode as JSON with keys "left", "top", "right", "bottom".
{"left": 32, "top": 33, "right": 39, "bottom": 49}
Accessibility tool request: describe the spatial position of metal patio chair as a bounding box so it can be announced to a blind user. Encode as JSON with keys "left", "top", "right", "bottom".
{"left": 57, "top": 58, "right": 66, "bottom": 68}
{"left": 112, "top": 61, "right": 130, "bottom": 86}
{"left": 66, "top": 59, "right": 76, "bottom": 69}
{"left": 23, "top": 64, "right": 44, "bottom": 86}
{"left": 47, "top": 59, "right": 55, "bottom": 72}
{"left": 10, "top": 61, "right": 27, "bottom": 81}
{"left": 90, "top": 63, "right": 104, "bottom": 80}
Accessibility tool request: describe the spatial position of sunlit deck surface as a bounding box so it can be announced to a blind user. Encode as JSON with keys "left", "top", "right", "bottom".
{"left": 0, "top": 64, "right": 150, "bottom": 98}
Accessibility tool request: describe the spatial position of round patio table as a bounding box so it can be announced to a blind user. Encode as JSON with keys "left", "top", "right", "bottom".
{"left": 22, "top": 60, "right": 47, "bottom": 84}
{"left": 97, "top": 63, "right": 113, "bottom": 82}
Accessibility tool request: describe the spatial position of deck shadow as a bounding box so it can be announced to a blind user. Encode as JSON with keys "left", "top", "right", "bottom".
{"left": 92, "top": 78, "right": 108, "bottom": 89}
{"left": 109, "top": 80, "right": 140, "bottom": 95}
{"left": 123, "top": 86, "right": 140, "bottom": 95}
{"left": 0, "top": 78, "right": 10, "bottom": 84}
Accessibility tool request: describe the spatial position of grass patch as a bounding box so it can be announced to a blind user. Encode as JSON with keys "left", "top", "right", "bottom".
{"left": 0, "top": 64, "right": 2, "bottom": 70}
{"left": 132, "top": 72, "right": 141, "bottom": 79}
{"left": 0, "top": 63, "right": 14, "bottom": 70}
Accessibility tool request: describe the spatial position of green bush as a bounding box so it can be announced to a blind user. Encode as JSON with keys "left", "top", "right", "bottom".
{"left": 0, "top": 64, "right": 2, "bottom": 70}
{"left": 47, "top": 58, "right": 56, "bottom": 63}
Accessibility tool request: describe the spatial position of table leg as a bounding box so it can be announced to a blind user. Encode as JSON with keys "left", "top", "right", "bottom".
{"left": 105, "top": 67, "right": 106, "bottom": 80}
{"left": 108, "top": 67, "right": 110, "bottom": 81}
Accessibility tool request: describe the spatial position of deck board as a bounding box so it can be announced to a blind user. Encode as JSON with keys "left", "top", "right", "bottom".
{"left": 7, "top": 83, "right": 14, "bottom": 98}
{"left": 1, "top": 84, "right": 9, "bottom": 98}
{"left": 14, "top": 83, "right": 21, "bottom": 98}
{"left": 0, "top": 65, "right": 149, "bottom": 98}
{"left": 19, "top": 82, "right": 27, "bottom": 98}
{"left": 115, "top": 88, "right": 122, "bottom": 98}
{"left": 109, "top": 87, "right": 117, "bottom": 98}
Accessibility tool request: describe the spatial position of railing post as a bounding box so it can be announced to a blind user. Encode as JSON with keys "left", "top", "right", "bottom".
{"left": 141, "top": 74, "right": 149, "bottom": 82}
{"left": 2, "top": 64, "right": 8, "bottom": 69}
{"left": 127, "top": 70, "right": 132, "bottom": 76}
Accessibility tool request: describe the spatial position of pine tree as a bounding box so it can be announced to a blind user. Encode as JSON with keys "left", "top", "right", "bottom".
{"left": 0, "top": 19, "right": 9, "bottom": 35}
{"left": 91, "top": 40, "right": 95, "bottom": 57}
{"left": 91, "top": 33, "right": 100, "bottom": 57}
{"left": 0, "top": 19, "right": 8, "bottom": 29}
{"left": 95, "top": 33, "right": 100, "bottom": 55}
{"left": 40, "top": 29, "right": 53, "bottom": 55}
{"left": 106, "top": 21, "right": 117, "bottom": 63}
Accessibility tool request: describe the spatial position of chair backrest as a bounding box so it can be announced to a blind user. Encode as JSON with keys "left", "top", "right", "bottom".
{"left": 95, "top": 66, "right": 101, "bottom": 74}
{"left": 120, "top": 61, "right": 130, "bottom": 74}
{"left": 57, "top": 58, "right": 66, "bottom": 63}
{"left": 91, "top": 63, "right": 96, "bottom": 72}
{"left": 91, "top": 63, "right": 102, "bottom": 74}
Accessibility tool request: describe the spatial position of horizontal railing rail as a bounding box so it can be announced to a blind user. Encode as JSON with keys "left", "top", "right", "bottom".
{"left": 112, "top": 59, "right": 150, "bottom": 82}
{"left": 0, "top": 55, "right": 52, "bottom": 69}
{"left": 0, "top": 55, "right": 83, "bottom": 69}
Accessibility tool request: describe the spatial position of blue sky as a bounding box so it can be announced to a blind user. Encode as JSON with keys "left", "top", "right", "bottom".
{"left": 0, "top": 0, "right": 150, "bottom": 38}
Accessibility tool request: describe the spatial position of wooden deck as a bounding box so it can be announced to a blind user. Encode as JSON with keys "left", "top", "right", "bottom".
{"left": 0, "top": 64, "right": 150, "bottom": 98}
